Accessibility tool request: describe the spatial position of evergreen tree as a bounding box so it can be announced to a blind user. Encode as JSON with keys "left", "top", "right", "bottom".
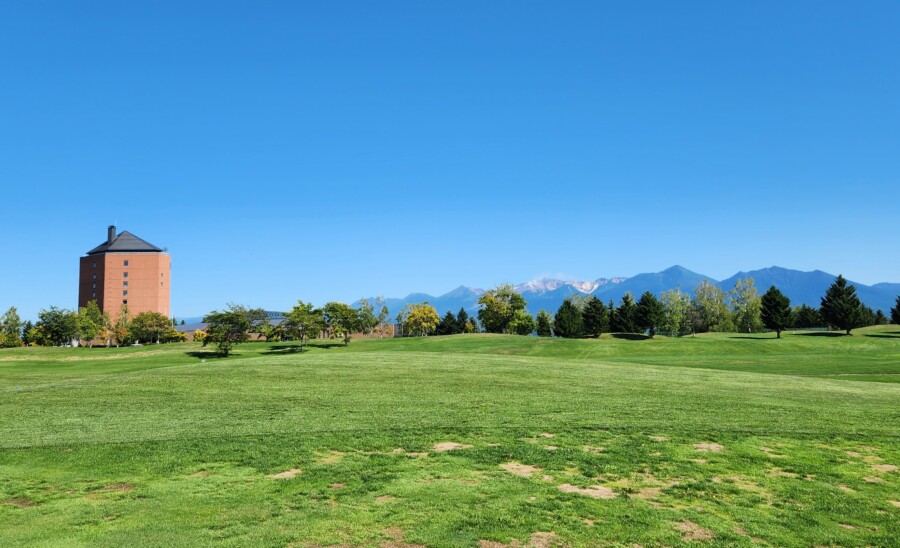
{"left": 581, "top": 296, "right": 609, "bottom": 338}
{"left": 635, "top": 291, "right": 664, "bottom": 337}
{"left": 820, "top": 275, "right": 864, "bottom": 335}
{"left": 554, "top": 299, "right": 583, "bottom": 338}
{"left": 874, "top": 309, "right": 888, "bottom": 325}
{"left": 535, "top": 310, "right": 553, "bottom": 337}
{"left": 436, "top": 311, "right": 458, "bottom": 336}
{"left": 21, "top": 320, "right": 34, "bottom": 346}
{"left": 612, "top": 293, "right": 638, "bottom": 333}
{"left": 792, "top": 304, "right": 823, "bottom": 328}
{"left": 891, "top": 296, "right": 900, "bottom": 325}
{"left": 859, "top": 305, "right": 876, "bottom": 327}
{"left": 608, "top": 299, "right": 615, "bottom": 333}
{"left": 760, "top": 286, "right": 792, "bottom": 338}
{"left": 455, "top": 307, "right": 469, "bottom": 334}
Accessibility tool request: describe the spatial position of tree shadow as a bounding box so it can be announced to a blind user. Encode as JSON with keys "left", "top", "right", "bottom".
{"left": 728, "top": 335, "right": 775, "bottom": 340}
{"left": 185, "top": 350, "right": 231, "bottom": 359}
{"left": 610, "top": 333, "right": 651, "bottom": 341}
{"left": 864, "top": 333, "right": 900, "bottom": 339}
{"left": 793, "top": 332, "right": 848, "bottom": 337}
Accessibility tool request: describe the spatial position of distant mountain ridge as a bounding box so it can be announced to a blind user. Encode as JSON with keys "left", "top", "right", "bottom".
{"left": 355, "top": 266, "right": 899, "bottom": 319}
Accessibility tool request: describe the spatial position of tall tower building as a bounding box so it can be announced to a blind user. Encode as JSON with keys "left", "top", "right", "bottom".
{"left": 78, "top": 226, "right": 171, "bottom": 318}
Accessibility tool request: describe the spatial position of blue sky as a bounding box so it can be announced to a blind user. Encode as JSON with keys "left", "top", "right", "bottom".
{"left": 2, "top": 1, "right": 899, "bottom": 320}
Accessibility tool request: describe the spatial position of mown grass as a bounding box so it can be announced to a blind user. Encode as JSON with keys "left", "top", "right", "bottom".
{"left": 1, "top": 327, "right": 898, "bottom": 546}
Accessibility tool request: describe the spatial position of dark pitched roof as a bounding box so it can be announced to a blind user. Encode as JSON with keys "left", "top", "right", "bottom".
{"left": 86, "top": 231, "right": 164, "bottom": 255}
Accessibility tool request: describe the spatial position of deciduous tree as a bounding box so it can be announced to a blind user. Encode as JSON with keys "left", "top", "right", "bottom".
{"left": 661, "top": 289, "right": 691, "bottom": 335}
{"left": 477, "top": 283, "right": 527, "bottom": 334}
{"left": 283, "top": 300, "right": 324, "bottom": 351}
{"left": 131, "top": 311, "right": 175, "bottom": 344}
{"left": 76, "top": 301, "right": 104, "bottom": 346}
{"left": 202, "top": 305, "right": 251, "bottom": 356}
{"left": 692, "top": 280, "right": 733, "bottom": 332}
{"left": 0, "top": 306, "right": 23, "bottom": 348}
{"left": 729, "top": 277, "right": 762, "bottom": 333}
{"left": 322, "top": 302, "right": 360, "bottom": 345}
{"left": 508, "top": 310, "right": 536, "bottom": 336}
{"left": 38, "top": 306, "right": 78, "bottom": 346}
{"left": 400, "top": 303, "right": 439, "bottom": 336}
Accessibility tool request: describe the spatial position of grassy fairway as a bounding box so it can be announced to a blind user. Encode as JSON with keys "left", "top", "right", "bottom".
{"left": 1, "top": 328, "right": 899, "bottom": 546}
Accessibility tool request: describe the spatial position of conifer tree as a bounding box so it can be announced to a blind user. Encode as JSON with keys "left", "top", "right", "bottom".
{"left": 612, "top": 293, "right": 638, "bottom": 334}
{"left": 792, "top": 304, "right": 822, "bottom": 328}
{"left": 760, "top": 286, "right": 792, "bottom": 338}
{"left": 635, "top": 291, "right": 664, "bottom": 337}
{"left": 891, "top": 296, "right": 900, "bottom": 325}
{"left": 820, "top": 275, "right": 863, "bottom": 335}
{"left": 581, "top": 296, "right": 609, "bottom": 338}
{"left": 455, "top": 307, "right": 469, "bottom": 334}
{"left": 436, "top": 311, "right": 458, "bottom": 336}
{"left": 535, "top": 310, "right": 553, "bottom": 337}
{"left": 554, "top": 299, "right": 583, "bottom": 338}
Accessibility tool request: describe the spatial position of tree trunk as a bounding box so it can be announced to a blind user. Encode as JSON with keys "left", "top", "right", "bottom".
{"left": 776, "top": 330, "right": 781, "bottom": 339}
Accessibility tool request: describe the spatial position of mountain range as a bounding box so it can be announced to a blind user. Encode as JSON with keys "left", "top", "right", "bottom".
{"left": 357, "top": 266, "right": 900, "bottom": 319}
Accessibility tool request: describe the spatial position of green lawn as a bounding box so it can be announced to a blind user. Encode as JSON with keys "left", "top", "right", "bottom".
{"left": 1, "top": 327, "right": 899, "bottom": 546}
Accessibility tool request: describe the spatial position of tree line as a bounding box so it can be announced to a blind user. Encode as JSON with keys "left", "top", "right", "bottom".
{"left": 0, "top": 301, "right": 185, "bottom": 348}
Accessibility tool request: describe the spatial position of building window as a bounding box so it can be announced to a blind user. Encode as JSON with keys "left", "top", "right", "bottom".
{"left": 123, "top": 281, "right": 128, "bottom": 287}
{"left": 123, "top": 272, "right": 128, "bottom": 278}
{"left": 92, "top": 283, "right": 96, "bottom": 289}
{"left": 92, "top": 262, "right": 96, "bottom": 268}
{"left": 124, "top": 260, "right": 129, "bottom": 267}
{"left": 92, "top": 274, "right": 96, "bottom": 280}
{"left": 92, "top": 292, "right": 96, "bottom": 298}
{"left": 123, "top": 299, "right": 127, "bottom": 305}
{"left": 123, "top": 290, "right": 128, "bottom": 296}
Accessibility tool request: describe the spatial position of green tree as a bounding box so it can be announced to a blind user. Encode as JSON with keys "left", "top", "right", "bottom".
{"left": 131, "top": 311, "right": 176, "bottom": 344}
{"left": 635, "top": 291, "right": 664, "bottom": 337}
{"left": 729, "top": 277, "right": 762, "bottom": 333}
{"left": 874, "top": 309, "right": 888, "bottom": 326}
{"left": 282, "top": 300, "right": 324, "bottom": 351}
{"left": 891, "top": 296, "right": 900, "bottom": 325}
{"left": 792, "top": 304, "right": 822, "bottom": 328}
{"left": 760, "top": 286, "right": 792, "bottom": 338}
{"left": 202, "top": 305, "right": 252, "bottom": 356}
{"left": 611, "top": 293, "right": 638, "bottom": 333}
{"left": 581, "top": 296, "right": 609, "bottom": 338}
{"left": 356, "top": 299, "right": 378, "bottom": 336}
{"left": 553, "top": 298, "right": 583, "bottom": 338}
{"left": 692, "top": 280, "right": 733, "bottom": 332}
{"left": 20, "top": 320, "right": 35, "bottom": 346}
{"left": 113, "top": 304, "right": 132, "bottom": 347}
{"left": 38, "top": 306, "right": 78, "bottom": 346}
{"left": 76, "top": 301, "right": 104, "bottom": 346}
{"left": 820, "top": 275, "right": 864, "bottom": 335}
{"left": 477, "top": 283, "right": 527, "bottom": 334}
{"left": 375, "top": 297, "right": 391, "bottom": 338}
{"left": 455, "top": 307, "right": 469, "bottom": 334}
{"left": 322, "top": 302, "right": 360, "bottom": 345}
{"left": 436, "top": 311, "right": 458, "bottom": 336}
{"left": 508, "top": 310, "right": 536, "bottom": 335}
{"left": 0, "top": 306, "right": 23, "bottom": 348}
{"left": 399, "top": 303, "right": 440, "bottom": 336}
{"left": 535, "top": 310, "right": 553, "bottom": 337}
{"left": 661, "top": 289, "right": 691, "bottom": 335}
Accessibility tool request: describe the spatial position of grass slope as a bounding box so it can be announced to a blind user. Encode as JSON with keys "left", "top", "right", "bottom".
{"left": 1, "top": 328, "right": 899, "bottom": 546}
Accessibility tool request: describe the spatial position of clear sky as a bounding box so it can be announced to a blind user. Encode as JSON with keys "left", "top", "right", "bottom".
{"left": 2, "top": 1, "right": 899, "bottom": 320}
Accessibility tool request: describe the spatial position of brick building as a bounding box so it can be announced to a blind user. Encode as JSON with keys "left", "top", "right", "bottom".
{"left": 78, "top": 226, "right": 170, "bottom": 319}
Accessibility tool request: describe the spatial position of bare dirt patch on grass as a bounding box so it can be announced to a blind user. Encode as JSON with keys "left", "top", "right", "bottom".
{"left": 268, "top": 468, "right": 302, "bottom": 479}
{"left": 314, "top": 450, "right": 345, "bottom": 464}
{"left": 558, "top": 483, "right": 616, "bottom": 500}
{"left": 648, "top": 435, "right": 668, "bottom": 442}
{"left": 330, "top": 483, "right": 346, "bottom": 489}
{"left": 676, "top": 520, "right": 714, "bottom": 542}
{"left": 760, "top": 447, "right": 786, "bottom": 458}
{"left": 375, "top": 495, "right": 397, "bottom": 503}
{"left": 872, "top": 464, "right": 897, "bottom": 473}
{"left": 693, "top": 442, "right": 724, "bottom": 453}
{"left": 432, "top": 442, "right": 472, "bottom": 452}
{"left": 382, "top": 527, "right": 425, "bottom": 548}
{"left": 538, "top": 433, "right": 555, "bottom": 438}
{"left": 4, "top": 498, "right": 34, "bottom": 507}
{"left": 837, "top": 484, "right": 855, "bottom": 493}
{"left": 888, "top": 500, "right": 900, "bottom": 507}
{"left": 478, "top": 532, "right": 561, "bottom": 548}
{"left": 501, "top": 462, "right": 542, "bottom": 478}
{"left": 863, "top": 476, "right": 883, "bottom": 483}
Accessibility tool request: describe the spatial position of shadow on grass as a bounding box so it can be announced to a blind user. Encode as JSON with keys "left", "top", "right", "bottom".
{"left": 864, "top": 333, "right": 900, "bottom": 339}
{"left": 610, "top": 333, "right": 651, "bottom": 341}
{"left": 728, "top": 335, "right": 776, "bottom": 340}
{"left": 185, "top": 351, "right": 230, "bottom": 359}
{"left": 794, "top": 332, "right": 848, "bottom": 337}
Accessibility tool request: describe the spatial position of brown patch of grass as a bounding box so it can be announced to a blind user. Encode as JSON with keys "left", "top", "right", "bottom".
{"left": 837, "top": 484, "right": 855, "bottom": 493}
{"left": 760, "top": 447, "right": 786, "bottom": 458}
{"left": 539, "top": 433, "right": 555, "bottom": 438}
{"left": 382, "top": 527, "right": 425, "bottom": 548}
{"left": 558, "top": 483, "right": 616, "bottom": 500}
{"left": 268, "top": 468, "right": 302, "bottom": 479}
{"left": 691, "top": 458, "right": 707, "bottom": 465}
{"left": 432, "top": 442, "right": 472, "bottom": 452}
{"left": 375, "top": 495, "right": 397, "bottom": 503}
{"left": 693, "top": 442, "right": 724, "bottom": 453}
{"left": 839, "top": 523, "right": 855, "bottom": 530}
{"left": 676, "top": 520, "right": 715, "bottom": 542}
{"left": 648, "top": 435, "right": 668, "bottom": 442}
{"left": 582, "top": 445, "right": 605, "bottom": 454}
{"left": 863, "top": 476, "right": 883, "bottom": 483}
{"left": 314, "top": 450, "right": 346, "bottom": 464}
{"left": 872, "top": 464, "right": 897, "bottom": 473}
{"left": 501, "top": 462, "right": 541, "bottom": 478}
{"left": 330, "top": 483, "right": 346, "bottom": 489}
{"left": 187, "top": 471, "right": 209, "bottom": 478}
{"left": 4, "top": 498, "right": 34, "bottom": 507}
{"left": 478, "top": 532, "right": 561, "bottom": 548}
{"left": 545, "top": 446, "right": 557, "bottom": 451}
{"left": 768, "top": 468, "right": 799, "bottom": 478}
{"left": 888, "top": 500, "right": 900, "bottom": 507}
